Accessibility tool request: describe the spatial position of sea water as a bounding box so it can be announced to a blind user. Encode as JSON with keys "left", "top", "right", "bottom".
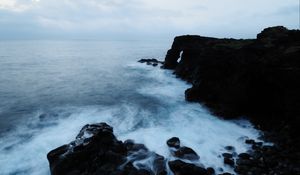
{"left": 0, "top": 40, "right": 260, "bottom": 175}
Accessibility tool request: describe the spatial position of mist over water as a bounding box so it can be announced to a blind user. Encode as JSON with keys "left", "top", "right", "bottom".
{"left": 0, "top": 40, "right": 260, "bottom": 175}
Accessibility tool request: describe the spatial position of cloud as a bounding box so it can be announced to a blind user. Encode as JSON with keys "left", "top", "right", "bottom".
{"left": 0, "top": 0, "right": 298, "bottom": 39}
{"left": 0, "top": 0, "right": 38, "bottom": 12}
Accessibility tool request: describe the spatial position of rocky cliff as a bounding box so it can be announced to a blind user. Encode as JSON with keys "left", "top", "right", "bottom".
{"left": 163, "top": 26, "right": 300, "bottom": 174}
{"left": 164, "top": 26, "right": 300, "bottom": 132}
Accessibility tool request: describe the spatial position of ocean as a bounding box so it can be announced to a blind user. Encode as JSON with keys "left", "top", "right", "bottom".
{"left": 0, "top": 40, "right": 260, "bottom": 175}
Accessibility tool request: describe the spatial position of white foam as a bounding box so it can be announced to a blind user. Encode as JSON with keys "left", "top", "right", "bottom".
{"left": 0, "top": 63, "right": 261, "bottom": 175}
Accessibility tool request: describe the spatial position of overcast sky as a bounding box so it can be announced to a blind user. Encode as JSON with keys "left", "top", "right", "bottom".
{"left": 0, "top": 0, "right": 299, "bottom": 40}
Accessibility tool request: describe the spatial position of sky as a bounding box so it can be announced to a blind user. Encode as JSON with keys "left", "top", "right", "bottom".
{"left": 0, "top": 0, "right": 299, "bottom": 40}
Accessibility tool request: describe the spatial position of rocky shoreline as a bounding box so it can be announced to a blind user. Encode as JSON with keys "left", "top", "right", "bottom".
{"left": 47, "top": 26, "right": 300, "bottom": 175}
{"left": 161, "top": 26, "right": 300, "bottom": 174}
{"left": 47, "top": 123, "right": 218, "bottom": 175}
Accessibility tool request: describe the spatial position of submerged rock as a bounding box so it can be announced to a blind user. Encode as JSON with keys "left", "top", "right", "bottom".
{"left": 224, "top": 146, "right": 235, "bottom": 152}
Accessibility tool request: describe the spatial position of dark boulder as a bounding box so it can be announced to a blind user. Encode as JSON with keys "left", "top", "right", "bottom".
{"left": 173, "top": 146, "right": 200, "bottom": 161}
{"left": 206, "top": 167, "right": 215, "bottom": 175}
{"left": 222, "top": 153, "right": 233, "bottom": 159}
{"left": 224, "top": 146, "right": 235, "bottom": 152}
{"left": 47, "top": 123, "right": 127, "bottom": 175}
{"left": 168, "top": 160, "right": 208, "bottom": 175}
{"left": 223, "top": 157, "right": 235, "bottom": 167}
{"left": 166, "top": 137, "right": 180, "bottom": 149}
{"left": 238, "top": 153, "right": 251, "bottom": 159}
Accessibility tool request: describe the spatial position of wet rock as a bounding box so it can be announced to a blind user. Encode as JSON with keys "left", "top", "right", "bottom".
{"left": 217, "top": 167, "right": 224, "bottom": 172}
{"left": 173, "top": 146, "right": 200, "bottom": 160}
{"left": 47, "top": 123, "right": 166, "bottom": 175}
{"left": 153, "top": 154, "right": 167, "bottom": 175}
{"left": 168, "top": 160, "right": 208, "bottom": 175}
{"left": 224, "top": 146, "right": 235, "bottom": 152}
{"left": 166, "top": 137, "right": 180, "bottom": 149}
{"left": 122, "top": 162, "right": 151, "bottom": 175}
{"left": 219, "top": 173, "right": 232, "bottom": 175}
{"left": 47, "top": 123, "right": 127, "bottom": 175}
{"left": 138, "top": 59, "right": 163, "bottom": 67}
{"left": 238, "top": 153, "right": 251, "bottom": 159}
{"left": 223, "top": 157, "right": 234, "bottom": 167}
{"left": 222, "top": 153, "right": 233, "bottom": 159}
{"left": 245, "top": 139, "right": 255, "bottom": 144}
{"left": 206, "top": 167, "right": 215, "bottom": 175}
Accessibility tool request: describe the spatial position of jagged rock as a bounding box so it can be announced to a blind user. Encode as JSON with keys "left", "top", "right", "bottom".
{"left": 168, "top": 160, "right": 208, "bottom": 175}
{"left": 47, "top": 123, "right": 127, "bottom": 175}
{"left": 47, "top": 123, "right": 166, "bottom": 175}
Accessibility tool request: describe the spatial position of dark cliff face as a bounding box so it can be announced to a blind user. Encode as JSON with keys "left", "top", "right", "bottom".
{"left": 163, "top": 26, "right": 300, "bottom": 133}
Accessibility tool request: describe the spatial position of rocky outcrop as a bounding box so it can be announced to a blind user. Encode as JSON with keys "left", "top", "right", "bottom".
{"left": 163, "top": 26, "right": 300, "bottom": 134}
{"left": 164, "top": 26, "right": 300, "bottom": 126}
{"left": 47, "top": 123, "right": 216, "bottom": 175}
{"left": 163, "top": 26, "right": 300, "bottom": 175}
{"left": 138, "top": 59, "right": 164, "bottom": 67}
{"left": 47, "top": 123, "right": 130, "bottom": 175}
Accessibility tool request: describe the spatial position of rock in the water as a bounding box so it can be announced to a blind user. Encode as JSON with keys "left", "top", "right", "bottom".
{"left": 206, "top": 167, "right": 215, "bottom": 175}
{"left": 153, "top": 154, "right": 167, "bottom": 175}
{"left": 168, "top": 160, "right": 208, "bottom": 175}
{"left": 238, "top": 153, "right": 251, "bottom": 159}
{"left": 222, "top": 153, "right": 233, "bottom": 159}
{"left": 224, "top": 146, "right": 235, "bottom": 152}
{"left": 138, "top": 58, "right": 163, "bottom": 66}
{"left": 47, "top": 123, "right": 166, "bottom": 175}
{"left": 166, "top": 137, "right": 180, "bottom": 149}
{"left": 47, "top": 123, "right": 127, "bottom": 175}
{"left": 173, "top": 146, "right": 200, "bottom": 160}
{"left": 223, "top": 157, "right": 235, "bottom": 167}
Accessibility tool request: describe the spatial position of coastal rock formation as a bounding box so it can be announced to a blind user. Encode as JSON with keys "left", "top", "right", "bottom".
{"left": 164, "top": 26, "right": 300, "bottom": 126}
{"left": 163, "top": 26, "right": 300, "bottom": 175}
{"left": 47, "top": 123, "right": 212, "bottom": 175}
{"left": 47, "top": 123, "right": 158, "bottom": 175}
